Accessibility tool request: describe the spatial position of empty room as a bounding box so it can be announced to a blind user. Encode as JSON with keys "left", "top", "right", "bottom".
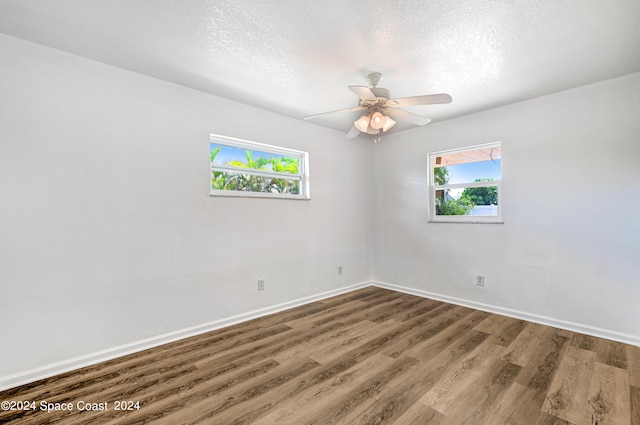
{"left": 0, "top": 1, "right": 639, "bottom": 424}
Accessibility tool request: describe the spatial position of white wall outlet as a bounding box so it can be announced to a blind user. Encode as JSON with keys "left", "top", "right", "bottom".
{"left": 476, "top": 275, "right": 485, "bottom": 286}
{"left": 257, "top": 278, "right": 265, "bottom": 290}
{"left": 338, "top": 265, "right": 343, "bottom": 275}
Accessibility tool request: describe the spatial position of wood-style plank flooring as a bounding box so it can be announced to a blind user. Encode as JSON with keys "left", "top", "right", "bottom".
{"left": 1, "top": 287, "right": 638, "bottom": 424}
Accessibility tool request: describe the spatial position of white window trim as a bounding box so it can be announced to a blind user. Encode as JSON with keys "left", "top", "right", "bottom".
{"left": 210, "top": 134, "right": 310, "bottom": 200}
{"left": 428, "top": 142, "right": 503, "bottom": 224}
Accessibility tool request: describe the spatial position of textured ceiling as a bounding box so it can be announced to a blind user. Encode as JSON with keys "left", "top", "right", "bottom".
{"left": 1, "top": 0, "right": 639, "bottom": 137}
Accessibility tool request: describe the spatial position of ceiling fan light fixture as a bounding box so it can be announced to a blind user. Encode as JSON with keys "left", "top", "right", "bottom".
{"left": 382, "top": 115, "right": 396, "bottom": 132}
{"left": 354, "top": 112, "right": 372, "bottom": 132}
{"left": 370, "top": 111, "right": 386, "bottom": 130}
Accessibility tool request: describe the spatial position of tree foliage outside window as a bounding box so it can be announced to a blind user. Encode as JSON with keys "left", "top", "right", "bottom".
{"left": 210, "top": 135, "right": 309, "bottom": 199}
{"left": 433, "top": 166, "right": 449, "bottom": 186}
{"left": 434, "top": 166, "right": 475, "bottom": 216}
{"left": 461, "top": 180, "right": 498, "bottom": 205}
{"left": 211, "top": 149, "right": 300, "bottom": 194}
{"left": 428, "top": 142, "right": 502, "bottom": 222}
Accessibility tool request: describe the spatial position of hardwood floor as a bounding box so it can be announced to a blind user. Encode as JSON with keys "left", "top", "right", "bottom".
{"left": 1, "top": 287, "right": 638, "bottom": 424}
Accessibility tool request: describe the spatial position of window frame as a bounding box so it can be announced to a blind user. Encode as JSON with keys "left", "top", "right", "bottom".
{"left": 209, "top": 134, "right": 310, "bottom": 200}
{"left": 428, "top": 142, "right": 502, "bottom": 224}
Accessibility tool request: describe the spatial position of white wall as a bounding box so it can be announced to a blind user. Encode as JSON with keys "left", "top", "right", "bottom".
{"left": 1, "top": 32, "right": 638, "bottom": 391}
{"left": 0, "top": 34, "right": 372, "bottom": 386}
{"left": 371, "top": 72, "right": 640, "bottom": 344}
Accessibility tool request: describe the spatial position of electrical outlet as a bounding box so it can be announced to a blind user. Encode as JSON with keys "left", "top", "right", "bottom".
{"left": 338, "top": 265, "right": 343, "bottom": 275}
{"left": 257, "top": 278, "right": 265, "bottom": 290}
{"left": 476, "top": 275, "right": 485, "bottom": 287}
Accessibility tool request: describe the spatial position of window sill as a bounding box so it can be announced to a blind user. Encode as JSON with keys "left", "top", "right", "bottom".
{"left": 428, "top": 219, "right": 504, "bottom": 224}
{"left": 210, "top": 190, "right": 310, "bottom": 200}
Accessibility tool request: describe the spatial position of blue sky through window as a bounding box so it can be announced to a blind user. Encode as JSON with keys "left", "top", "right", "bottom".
{"left": 444, "top": 159, "right": 501, "bottom": 185}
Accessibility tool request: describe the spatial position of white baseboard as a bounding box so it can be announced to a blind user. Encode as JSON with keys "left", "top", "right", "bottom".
{"left": 3, "top": 280, "right": 637, "bottom": 392}
{"left": 0, "top": 281, "right": 370, "bottom": 392}
{"left": 372, "top": 280, "right": 640, "bottom": 347}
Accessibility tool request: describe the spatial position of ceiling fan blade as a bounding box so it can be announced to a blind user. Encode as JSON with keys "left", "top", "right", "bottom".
{"left": 346, "top": 125, "right": 360, "bottom": 139}
{"left": 304, "top": 105, "right": 367, "bottom": 120}
{"left": 387, "top": 93, "right": 452, "bottom": 107}
{"left": 384, "top": 108, "right": 432, "bottom": 126}
{"left": 348, "top": 85, "right": 377, "bottom": 101}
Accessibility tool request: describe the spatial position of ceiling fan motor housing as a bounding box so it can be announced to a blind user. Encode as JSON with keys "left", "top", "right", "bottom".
{"left": 360, "top": 87, "right": 390, "bottom": 108}
{"left": 371, "top": 87, "right": 390, "bottom": 100}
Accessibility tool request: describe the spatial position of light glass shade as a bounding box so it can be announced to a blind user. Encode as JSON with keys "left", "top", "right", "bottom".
{"left": 354, "top": 113, "right": 371, "bottom": 132}
{"left": 370, "top": 111, "right": 385, "bottom": 130}
{"left": 382, "top": 115, "right": 396, "bottom": 132}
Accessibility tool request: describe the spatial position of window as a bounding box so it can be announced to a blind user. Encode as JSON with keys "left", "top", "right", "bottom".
{"left": 428, "top": 142, "right": 502, "bottom": 223}
{"left": 210, "top": 134, "right": 310, "bottom": 199}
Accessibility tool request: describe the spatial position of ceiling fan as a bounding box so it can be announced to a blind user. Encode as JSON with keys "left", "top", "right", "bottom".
{"left": 304, "top": 72, "right": 452, "bottom": 139}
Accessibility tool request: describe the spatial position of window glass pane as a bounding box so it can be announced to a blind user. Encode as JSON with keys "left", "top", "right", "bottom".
{"left": 212, "top": 172, "right": 300, "bottom": 194}
{"left": 210, "top": 143, "right": 300, "bottom": 175}
{"left": 433, "top": 146, "right": 501, "bottom": 185}
{"left": 435, "top": 186, "right": 499, "bottom": 216}
{"left": 429, "top": 142, "right": 501, "bottom": 222}
{"left": 209, "top": 134, "right": 309, "bottom": 199}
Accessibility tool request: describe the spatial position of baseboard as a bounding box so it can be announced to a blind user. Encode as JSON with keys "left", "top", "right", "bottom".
{"left": 373, "top": 280, "right": 640, "bottom": 346}
{"left": 0, "top": 281, "right": 370, "bottom": 392}
{"left": 4, "top": 279, "right": 636, "bottom": 392}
